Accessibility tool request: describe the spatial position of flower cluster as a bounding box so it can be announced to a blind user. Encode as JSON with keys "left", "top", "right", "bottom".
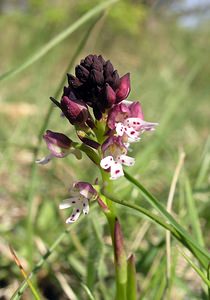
{"left": 37, "top": 54, "right": 158, "bottom": 222}
{"left": 100, "top": 100, "right": 158, "bottom": 179}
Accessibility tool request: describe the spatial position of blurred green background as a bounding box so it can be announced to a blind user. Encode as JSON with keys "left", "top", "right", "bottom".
{"left": 0, "top": 0, "right": 210, "bottom": 299}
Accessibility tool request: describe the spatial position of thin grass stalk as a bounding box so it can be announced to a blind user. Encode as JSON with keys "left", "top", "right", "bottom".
{"left": 166, "top": 151, "right": 185, "bottom": 282}
{"left": 184, "top": 173, "right": 205, "bottom": 247}
{"left": 178, "top": 248, "right": 210, "bottom": 288}
{"left": 11, "top": 227, "right": 72, "bottom": 300}
{"left": 9, "top": 246, "right": 41, "bottom": 300}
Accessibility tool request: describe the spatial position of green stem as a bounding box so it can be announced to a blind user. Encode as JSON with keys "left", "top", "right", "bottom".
{"left": 100, "top": 170, "right": 127, "bottom": 300}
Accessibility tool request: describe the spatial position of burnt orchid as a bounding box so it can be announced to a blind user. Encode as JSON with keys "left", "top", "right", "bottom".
{"left": 37, "top": 54, "right": 158, "bottom": 300}
{"left": 59, "top": 182, "right": 97, "bottom": 223}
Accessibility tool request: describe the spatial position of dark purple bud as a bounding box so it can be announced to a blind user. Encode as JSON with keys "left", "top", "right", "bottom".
{"left": 67, "top": 74, "right": 81, "bottom": 88}
{"left": 104, "top": 60, "right": 114, "bottom": 78}
{"left": 61, "top": 96, "right": 89, "bottom": 125}
{"left": 92, "top": 59, "right": 103, "bottom": 71}
{"left": 90, "top": 69, "right": 104, "bottom": 86}
{"left": 104, "top": 83, "right": 116, "bottom": 107}
{"left": 93, "top": 106, "right": 103, "bottom": 120}
{"left": 111, "top": 70, "right": 120, "bottom": 89}
{"left": 75, "top": 65, "right": 90, "bottom": 83}
{"left": 85, "top": 54, "right": 94, "bottom": 64}
{"left": 43, "top": 130, "right": 72, "bottom": 158}
{"left": 116, "top": 73, "right": 131, "bottom": 103}
{"left": 98, "top": 55, "right": 106, "bottom": 65}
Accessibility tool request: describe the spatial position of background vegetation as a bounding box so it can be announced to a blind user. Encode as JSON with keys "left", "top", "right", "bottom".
{"left": 0, "top": 0, "right": 209, "bottom": 299}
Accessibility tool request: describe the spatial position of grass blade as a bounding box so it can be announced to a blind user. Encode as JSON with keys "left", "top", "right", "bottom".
{"left": 124, "top": 171, "right": 210, "bottom": 267}
{"left": 127, "top": 254, "right": 137, "bottom": 300}
{"left": 9, "top": 246, "right": 41, "bottom": 300}
{"left": 166, "top": 151, "right": 185, "bottom": 281}
{"left": 184, "top": 173, "right": 205, "bottom": 247}
{"left": 0, "top": 0, "right": 119, "bottom": 83}
{"left": 179, "top": 248, "right": 210, "bottom": 288}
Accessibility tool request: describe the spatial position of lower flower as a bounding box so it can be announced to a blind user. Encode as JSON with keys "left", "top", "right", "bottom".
{"left": 59, "top": 182, "right": 97, "bottom": 223}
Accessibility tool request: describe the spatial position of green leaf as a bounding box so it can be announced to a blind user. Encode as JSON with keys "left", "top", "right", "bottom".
{"left": 184, "top": 174, "right": 205, "bottom": 247}
{"left": 179, "top": 249, "right": 210, "bottom": 288}
{"left": 127, "top": 255, "right": 137, "bottom": 300}
{"left": 124, "top": 171, "right": 210, "bottom": 268}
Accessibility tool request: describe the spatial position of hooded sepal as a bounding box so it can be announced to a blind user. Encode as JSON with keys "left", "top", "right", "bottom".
{"left": 61, "top": 96, "right": 90, "bottom": 125}
{"left": 36, "top": 130, "right": 82, "bottom": 164}
{"left": 116, "top": 73, "right": 131, "bottom": 103}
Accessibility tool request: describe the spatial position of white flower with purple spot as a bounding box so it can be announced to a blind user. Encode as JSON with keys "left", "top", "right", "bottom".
{"left": 100, "top": 136, "right": 135, "bottom": 180}
{"left": 107, "top": 101, "right": 158, "bottom": 144}
{"left": 59, "top": 182, "right": 97, "bottom": 223}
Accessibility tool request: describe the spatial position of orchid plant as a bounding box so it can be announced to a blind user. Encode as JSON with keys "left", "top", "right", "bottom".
{"left": 37, "top": 54, "right": 158, "bottom": 299}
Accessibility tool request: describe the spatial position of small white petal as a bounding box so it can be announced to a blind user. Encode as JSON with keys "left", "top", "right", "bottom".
{"left": 100, "top": 156, "right": 114, "bottom": 170}
{"left": 82, "top": 198, "right": 89, "bottom": 215}
{"left": 66, "top": 207, "right": 81, "bottom": 223}
{"left": 125, "top": 118, "right": 143, "bottom": 129}
{"left": 59, "top": 197, "right": 79, "bottom": 210}
{"left": 124, "top": 126, "right": 140, "bottom": 141}
{"left": 36, "top": 154, "right": 53, "bottom": 165}
{"left": 110, "top": 162, "right": 124, "bottom": 180}
{"left": 117, "top": 154, "right": 135, "bottom": 167}
{"left": 115, "top": 122, "right": 125, "bottom": 136}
